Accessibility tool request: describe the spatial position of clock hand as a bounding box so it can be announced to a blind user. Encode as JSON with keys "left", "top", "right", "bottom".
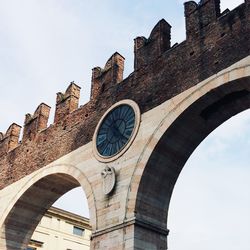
{"left": 112, "top": 124, "right": 121, "bottom": 137}
{"left": 119, "top": 132, "right": 129, "bottom": 141}
{"left": 117, "top": 119, "right": 123, "bottom": 128}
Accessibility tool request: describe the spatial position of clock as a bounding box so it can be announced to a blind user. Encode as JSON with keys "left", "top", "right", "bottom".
{"left": 93, "top": 100, "right": 140, "bottom": 162}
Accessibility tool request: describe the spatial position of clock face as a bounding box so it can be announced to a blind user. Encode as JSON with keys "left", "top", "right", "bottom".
{"left": 96, "top": 104, "right": 136, "bottom": 157}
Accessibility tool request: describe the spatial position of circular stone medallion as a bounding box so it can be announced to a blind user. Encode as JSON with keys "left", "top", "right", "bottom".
{"left": 93, "top": 100, "right": 140, "bottom": 162}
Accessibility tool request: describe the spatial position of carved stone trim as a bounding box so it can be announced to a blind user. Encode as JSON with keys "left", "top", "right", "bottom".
{"left": 101, "top": 166, "right": 116, "bottom": 195}
{"left": 92, "top": 99, "right": 141, "bottom": 163}
{"left": 91, "top": 217, "right": 169, "bottom": 238}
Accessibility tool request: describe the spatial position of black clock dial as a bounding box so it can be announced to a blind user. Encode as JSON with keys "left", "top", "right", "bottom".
{"left": 96, "top": 104, "right": 136, "bottom": 157}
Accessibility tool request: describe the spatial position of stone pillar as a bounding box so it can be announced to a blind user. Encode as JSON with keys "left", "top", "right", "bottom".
{"left": 91, "top": 219, "right": 168, "bottom": 250}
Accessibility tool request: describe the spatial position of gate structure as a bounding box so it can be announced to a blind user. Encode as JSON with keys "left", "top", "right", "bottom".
{"left": 0, "top": 0, "right": 249, "bottom": 249}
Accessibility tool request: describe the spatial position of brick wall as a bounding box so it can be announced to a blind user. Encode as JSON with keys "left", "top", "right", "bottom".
{"left": 0, "top": 0, "right": 249, "bottom": 189}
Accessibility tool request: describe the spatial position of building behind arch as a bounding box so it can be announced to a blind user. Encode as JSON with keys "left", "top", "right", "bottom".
{"left": 27, "top": 207, "right": 91, "bottom": 250}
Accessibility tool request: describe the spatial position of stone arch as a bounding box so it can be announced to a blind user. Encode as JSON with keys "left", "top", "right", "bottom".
{"left": 126, "top": 61, "right": 250, "bottom": 248}
{"left": 0, "top": 164, "right": 96, "bottom": 250}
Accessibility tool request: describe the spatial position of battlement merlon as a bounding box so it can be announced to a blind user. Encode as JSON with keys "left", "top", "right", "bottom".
{"left": 0, "top": 0, "right": 249, "bottom": 189}
{"left": 246, "top": 0, "right": 250, "bottom": 8}
{"left": 0, "top": 123, "right": 21, "bottom": 157}
{"left": 185, "top": 0, "right": 221, "bottom": 40}
{"left": 184, "top": 0, "right": 250, "bottom": 40}
{"left": 134, "top": 19, "right": 171, "bottom": 70}
{"left": 54, "top": 82, "right": 81, "bottom": 124}
{"left": 90, "top": 52, "right": 125, "bottom": 101}
{"left": 23, "top": 103, "right": 51, "bottom": 142}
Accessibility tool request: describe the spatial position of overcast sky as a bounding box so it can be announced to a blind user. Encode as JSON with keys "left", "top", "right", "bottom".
{"left": 0, "top": 0, "right": 248, "bottom": 249}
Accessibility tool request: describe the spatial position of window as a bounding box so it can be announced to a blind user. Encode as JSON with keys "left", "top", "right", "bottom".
{"left": 28, "top": 239, "right": 43, "bottom": 249}
{"left": 73, "top": 226, "right": 84, "bottom": 236}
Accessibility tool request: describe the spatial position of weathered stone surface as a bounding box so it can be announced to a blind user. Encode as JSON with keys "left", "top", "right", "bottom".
{"left": 0, "top": 1, "right": 249, "bottom": 189}
{"left": 0, "top": 1, "right": 249, "bottom": 249}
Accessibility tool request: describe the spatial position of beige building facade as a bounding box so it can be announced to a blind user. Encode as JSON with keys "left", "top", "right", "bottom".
{"left": 27, "top": 207, "right": 91, "bottom": 250}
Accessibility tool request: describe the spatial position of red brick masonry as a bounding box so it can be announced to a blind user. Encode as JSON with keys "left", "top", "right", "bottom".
{"left": 0, "top": 0, "right": 249, "bottom": 189}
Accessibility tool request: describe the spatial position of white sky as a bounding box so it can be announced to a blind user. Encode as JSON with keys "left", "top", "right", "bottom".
{"left": 0, "top": 0, "right": 247, "bottom": 249}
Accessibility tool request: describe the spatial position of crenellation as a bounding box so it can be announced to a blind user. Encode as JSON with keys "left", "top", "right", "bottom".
{"left": 184, "top": 1, "right": 198, "bottom": 16}
{"left": 54, "top": 82, "right": 81, "bottom": 124}
{"left": 34, "top": 102, "right": 51, "bottom": 119}
{"left": 134, "top": 36, "right": 147, "bottom": 51}
{"left": 220, "top": 8, "right": 230, "bottom": 17}
{"left": 90, "top": 67, "right": 103, "bottom": 102}
{"left": 0, "top": 0, "right": 249, "bottom": 189}
{"left": 0, "top": 1, "right": 249, "bottom": 249}
{"left": 23, "top": 103, "right": 51, "bottom": 142}
{"left": 217, "top": 2, "right": 247, "bottom": 36}
{"left": 90, "top": 52, "right": 125, "bottom": 101}
{"left": 134, "top": 19, "right": 171, "bottom": 70}
{"left": 200, "top": 0, "right": 220, "bottom": 17}
{"left": 65, "top": 81, "right": 81, "bottom": 99}
{"left": 0, "top": 123, "right": 21, "bottom": 157}
{"left": 185, "top": 0, "right": 221, "bottom": 40}
{"left": 245, "top": 0, "right": 250, "bottom": 13}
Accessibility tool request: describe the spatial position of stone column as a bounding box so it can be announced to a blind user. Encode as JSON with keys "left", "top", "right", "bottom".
{"left": 91, "top": 219, "right": 169, "bottom": 250}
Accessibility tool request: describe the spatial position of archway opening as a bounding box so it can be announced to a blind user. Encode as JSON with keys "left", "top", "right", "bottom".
{"left": 1, "top": 173, "right": 91, "bottom": 250}
{"left": 168, "top": 109, "right": 250, "bottom": 249}
{"left": 134, "top": 75, "right": 250, "bottom": 247}
{"left": 53, "top": 186, "right": 90, "bottom": 218}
